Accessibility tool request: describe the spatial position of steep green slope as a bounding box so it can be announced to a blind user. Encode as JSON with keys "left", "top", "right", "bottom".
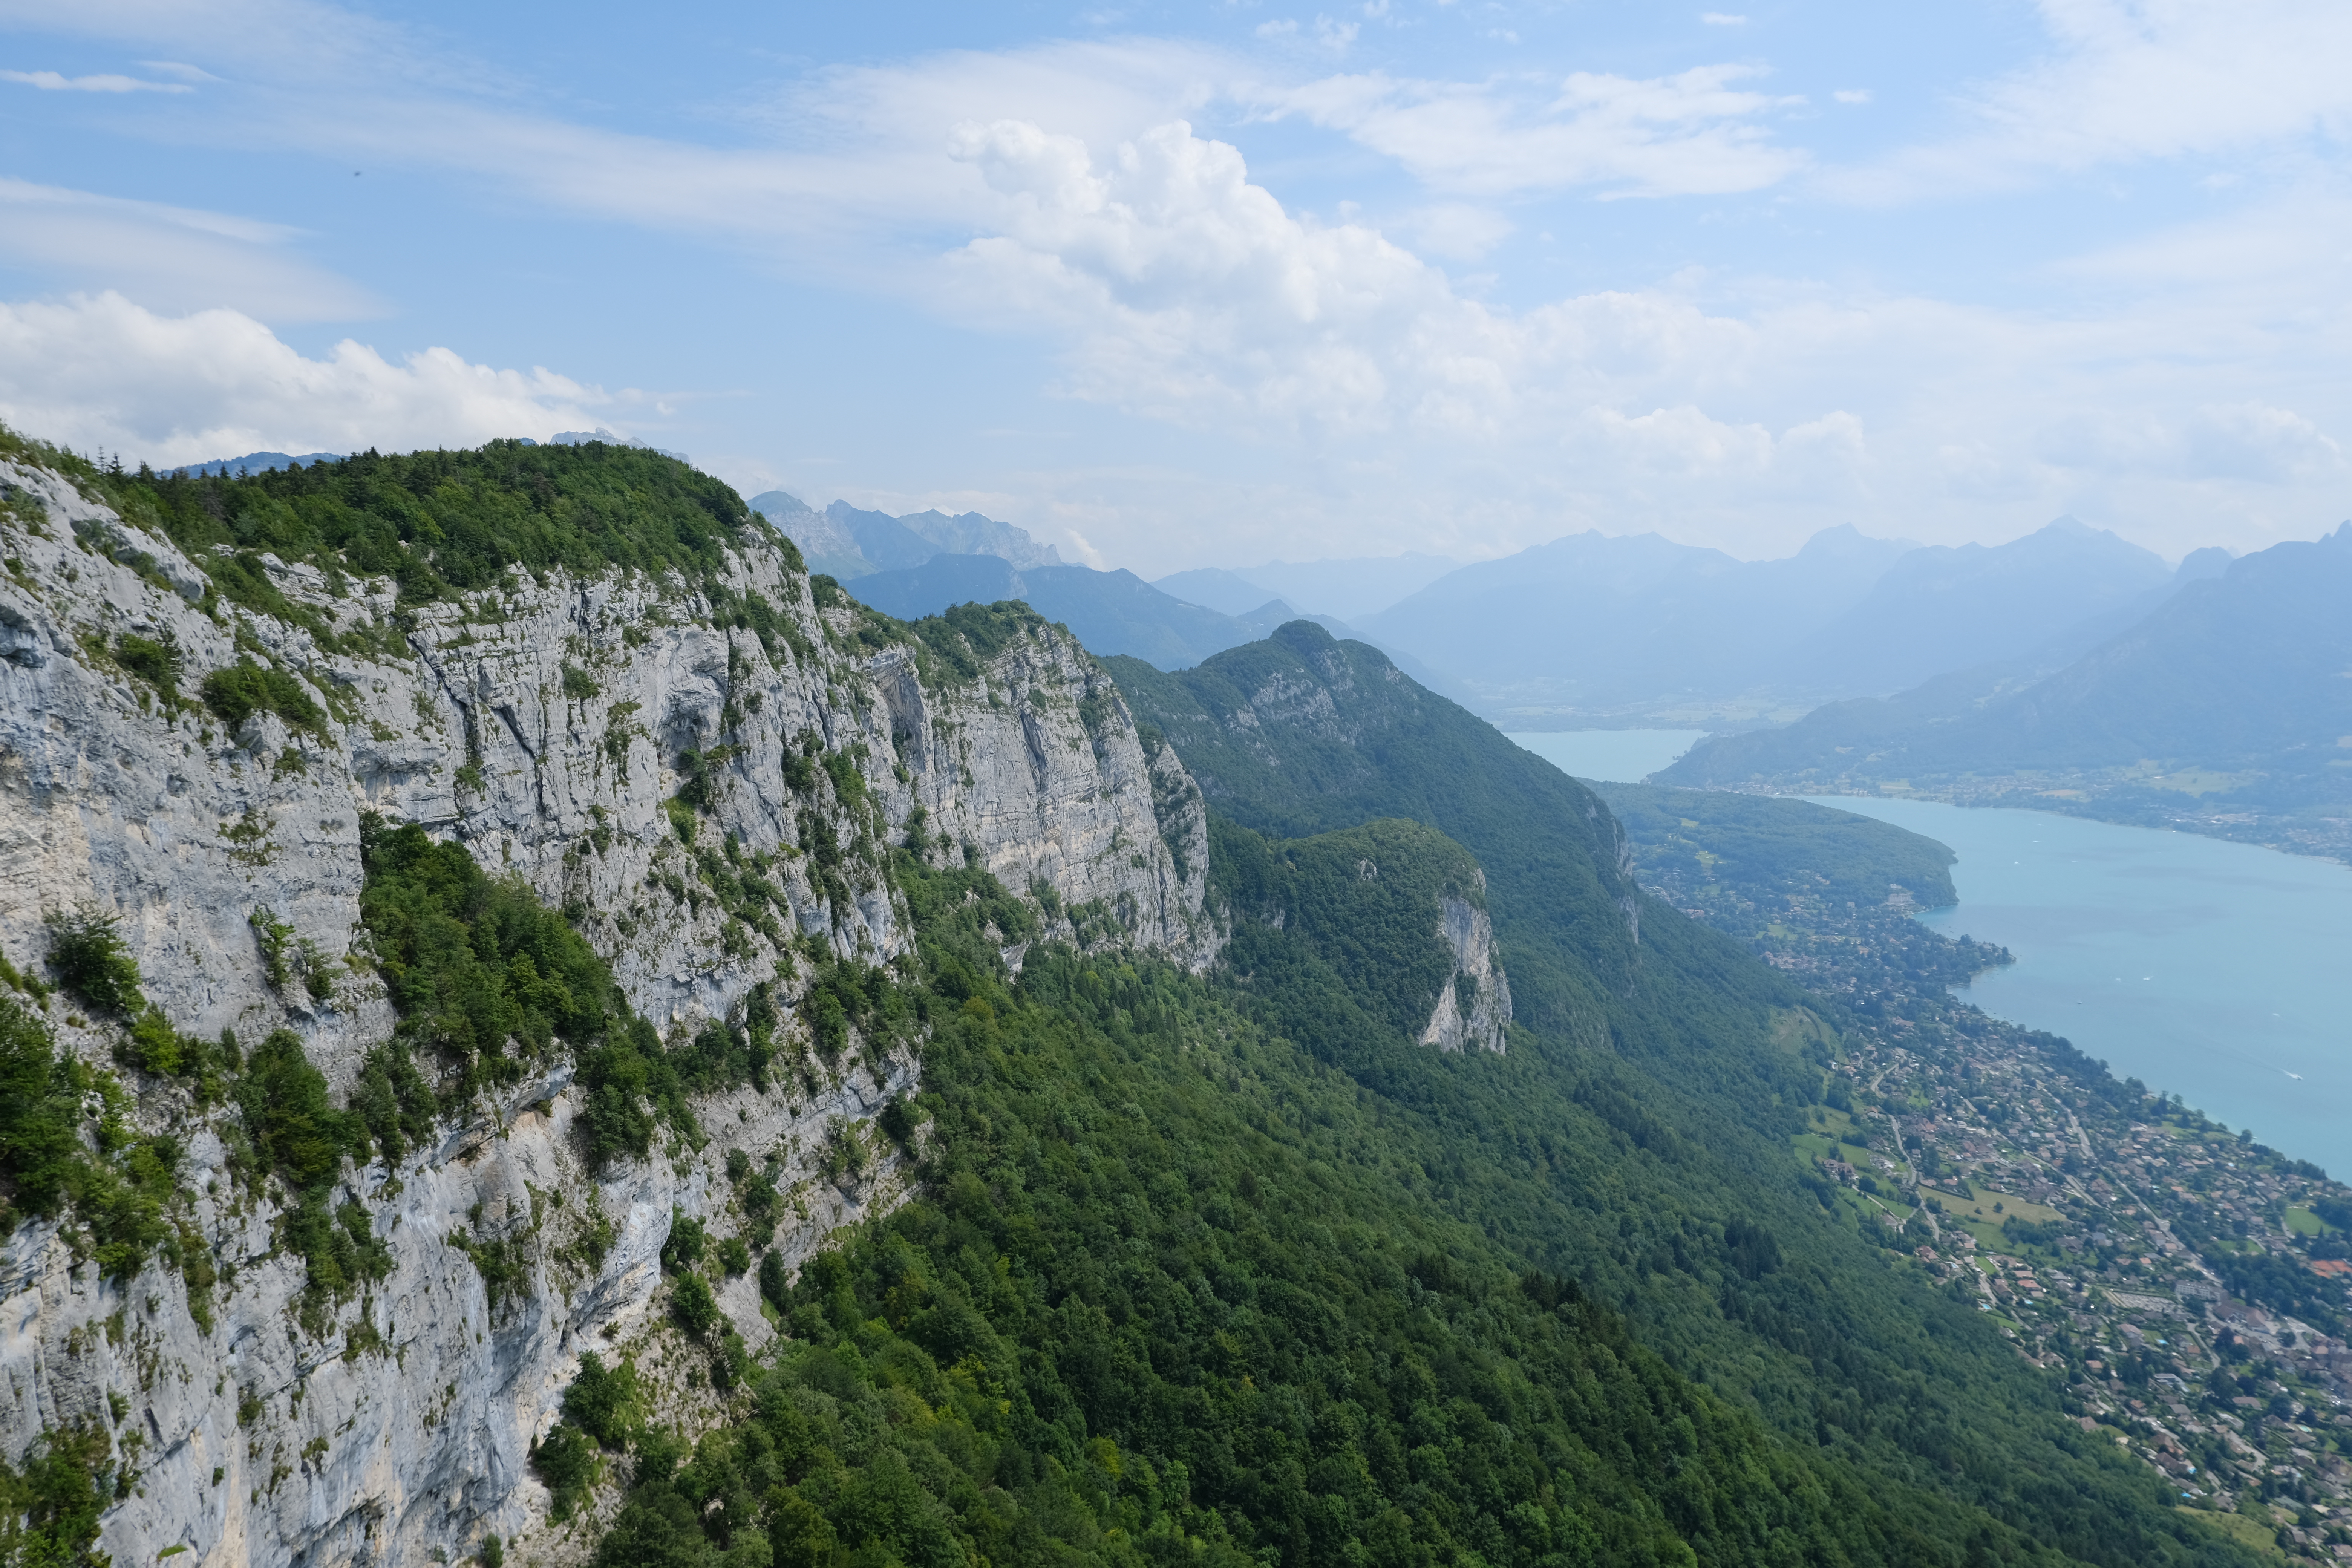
{"left": 583, "top": 843, "right": 2244, "bottom": 1567}
{"left": 1102, "top": 624, "right": 1806, "bottom": 1105}
{"left": 1103, "top": 623, "right": 2242, "bottom": 1565}
{"left": 848, "top": 554, "right": 1265, "bottom": 670}
{"left": 1590, "top": 784, "right": 1960, "bottom": 911}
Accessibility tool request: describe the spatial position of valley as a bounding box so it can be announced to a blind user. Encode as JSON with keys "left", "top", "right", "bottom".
{"left": 1605, "top": 783, "right": 2352, "bottom": 1561}
{"left": 0, "top": 429, "right": 2310, "bottom": 1568}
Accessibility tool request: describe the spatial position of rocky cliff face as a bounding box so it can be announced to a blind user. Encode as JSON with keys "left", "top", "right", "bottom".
{"left": 0, "top": 454, "right": 1209, "bottom": 1566}
{"left": 1416, "top": 890, "right": 1512, "bottom": 1054}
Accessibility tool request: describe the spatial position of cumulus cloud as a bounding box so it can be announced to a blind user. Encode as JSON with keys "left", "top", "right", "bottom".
{"left": 936, "top": 119, "right": 1867, "bottom": 479}
{"left": 1276, "top": 64, "right": 1807, "bottom": 198}
{"left": 945, "top": 119, "right": 1496, "bottom": 435}
{"left": 10, "top": 0, "right": 2349, "bottom": 561}
{"left": 2035, "top": 401, "right": 2347, "bottom": 483}
{"left": 1393, "top": 202, "right": 1515, "bottom": 261}
{"left": 0, "top": 294, "right": 612, "bottom": 467}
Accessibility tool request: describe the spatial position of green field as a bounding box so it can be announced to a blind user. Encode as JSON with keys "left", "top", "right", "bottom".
{"left": 2178, "top": 1507, "right": 2287, "bottom": 1561}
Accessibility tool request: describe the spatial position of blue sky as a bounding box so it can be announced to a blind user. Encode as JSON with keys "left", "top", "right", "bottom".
{"left": 2, "top": 0, "right": 2347, "bottom": 574}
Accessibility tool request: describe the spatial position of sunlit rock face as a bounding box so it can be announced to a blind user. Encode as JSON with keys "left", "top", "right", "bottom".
{"left": 0, "top": 455, "right": 1210, "bottom": 1567}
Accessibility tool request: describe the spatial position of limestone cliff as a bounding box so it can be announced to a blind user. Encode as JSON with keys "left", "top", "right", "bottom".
{"left": 0, "top": 451, "right": 1209, "bottom": 1567}
{"left": 1415, "top": 885, "right": 1513, "bottom": 1054}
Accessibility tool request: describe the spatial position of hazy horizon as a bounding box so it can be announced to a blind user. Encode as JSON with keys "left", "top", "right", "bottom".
{"left": 5, "top": 1, "right": 2349, "bottom": 577}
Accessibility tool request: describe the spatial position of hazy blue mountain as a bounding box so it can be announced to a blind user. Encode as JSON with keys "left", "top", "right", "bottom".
{"left": 1152, "top": 567, "right": 1286, "bottom": 617}
{"left": 747, "top": 491, "right": 871, "bottom": 580}
{"left": 1661, "top": 525, "right": 2352, "bottom": 856}
{"left": 550, "top": 427, "right": 691, "bottom": 462}
{"left": 747, "top": 494, "right": 1063, "bottom": 583}
{"left": 170, "top": 449, "right": 345, "bottom": 477}
{"left": 892, "top": 507, "right": 1061, "bottom": 568}
{"left": 1772, "top": 517, "right": 2171, "bottom": 693}
{"left": 1210, "top": 551, "right": 1462, "bottom": 620}
{"left": 1362, "top": 524, "right": 1915, "bottom": 720}
{"left": 823, "top": 501, "right": 938, "bottom": 571}
{"left": 847, "top": 554, "right": 1275, "bottom": 669}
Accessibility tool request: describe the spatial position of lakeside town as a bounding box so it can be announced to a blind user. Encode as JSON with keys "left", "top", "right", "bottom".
{"left": 1645, "top": 835, "right": 2352, "bottom": 1564}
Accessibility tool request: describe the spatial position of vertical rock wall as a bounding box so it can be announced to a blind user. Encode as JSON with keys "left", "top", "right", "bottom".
{"left": 1417, "top": 893, "right": 1513, "bottom": 1054}
{"left": 0, "top": 456, "right": 1210, "bottom": 1566}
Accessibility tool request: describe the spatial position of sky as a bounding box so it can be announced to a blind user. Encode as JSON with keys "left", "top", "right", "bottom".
{"left": 1, "top": 0, "right": 2348, "bottom": 576}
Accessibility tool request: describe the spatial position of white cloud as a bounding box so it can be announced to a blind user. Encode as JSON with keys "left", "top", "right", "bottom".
{"left": 1276, "top": 64, "right": 1807, "bottom": 197}
{"left": 1831, "top": 0, "right": 2352, "bottom": 199}
{"left": 9, "top": 1, "right": 2349, "bottom": 564}
{"left": 0, "top": 293, "right": 612, "bottom": 467}
{"left": 0, "top": 178, "right": 379, "bottom": 322}
{"left": 903, "top": 117, "right": 2350, "bottom": 556}
{"left": 1832, "top": 88, "right": 1871, "bottom": 104}
{"left": 1592, "top": 404, "right": 1773, "bottom": 472}
{"left": 2035, "top": 401, "right": 2346, "bottom": 483}
{"left": 945, "top": 119, "right": 1477, "bottom": 435}
{"left": 1700, "top": 13, "right": 1748, "bottom": 26}
{"left": 1253, "top": 14, "right": 1360, "bottom": 51}
{"left": 1394, "top": 202, "right": 1514, "bottom": 260}
{"left": 0, "top": 68, "right": 190, "bottom": 93}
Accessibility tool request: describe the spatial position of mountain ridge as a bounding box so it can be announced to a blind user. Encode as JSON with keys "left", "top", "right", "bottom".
{"left": 1660, "top": 524, "right": 2352, "bottom": 860}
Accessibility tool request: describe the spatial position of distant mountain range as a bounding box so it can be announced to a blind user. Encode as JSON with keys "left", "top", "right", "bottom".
{"left": 750, "top": 493, "right": 1380, "bottom": 671}
{"left": 1659, "top": 524, "right": 2352, "bottom": 860}
{"left": 1349, "top": 518, "right": 2221, "bottom": 725}
{"left": 1156, "top": 552, "right": 1459, "bottom": 622}
{"left": 169, "top": 449, "right": 345, "bottom": 477}
{"left": 748, "top": 492, "right": 1063, "bottom": 580}
{"left": 850, "top": 553, "right": 1356, "bottom": 670}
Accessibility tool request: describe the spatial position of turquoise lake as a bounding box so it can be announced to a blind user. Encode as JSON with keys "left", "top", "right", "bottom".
{"left": 1805, "top": 797, "right": 2352, "bottom": 1178}
{"left": 1505, "top": 730, "right": 1707, "bottom": 783}
{"left": 1503, "top": 732, "right": 2352, "bottom": 1172}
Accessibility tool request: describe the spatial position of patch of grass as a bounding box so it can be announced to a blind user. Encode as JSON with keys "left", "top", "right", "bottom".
{"left": 1920, "top": 1185, "right": 2064, "bottom": 1230}
{"left": 2178, "top": 1505, "right": 2286, "bottom": 1560}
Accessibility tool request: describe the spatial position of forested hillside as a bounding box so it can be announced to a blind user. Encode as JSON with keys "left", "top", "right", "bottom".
{"left": 570, "top": 619, "right": 2251, "bottom": 1566}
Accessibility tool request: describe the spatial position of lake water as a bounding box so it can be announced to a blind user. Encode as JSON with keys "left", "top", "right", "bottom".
{"left": 1808, "top": 797, "right": 2352, "bottom": 1177}
{"left": 1508, "top": 730, "right": 1709, "bottom": 784}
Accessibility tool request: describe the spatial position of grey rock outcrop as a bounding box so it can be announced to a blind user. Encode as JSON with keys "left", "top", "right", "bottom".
{"left": 0, "top": 454, "right": 1209, "bottom": 1566}
{"left": 1417, "top": 892, "right": 1511, "bottom": 1054}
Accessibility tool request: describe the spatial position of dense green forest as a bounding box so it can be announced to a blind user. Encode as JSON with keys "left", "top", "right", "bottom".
{"left": 1590, "top": 784, "right": 1960, "bottom": 911}
{"left": 561, "top": 620, "right": 2248, "bottom": 1566}
{"left": 576, "top": 833, "right": 2240, "bottom": 1565}
{"left": 68, "top": 437, "right": 774, "bottom": 620}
